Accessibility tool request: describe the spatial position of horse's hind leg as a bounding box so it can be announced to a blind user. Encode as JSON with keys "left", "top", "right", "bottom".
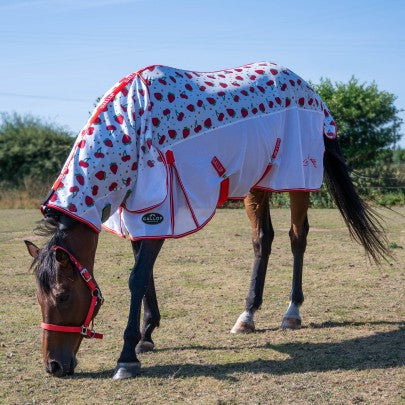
{"left": 136, "top": 271, "right": 160, "bottom": 353}
{"left": 231, "top": 189, "right": 274, "bottom": 333}
{"left": 281, "top": 191, "right": 309, "bottom": 330}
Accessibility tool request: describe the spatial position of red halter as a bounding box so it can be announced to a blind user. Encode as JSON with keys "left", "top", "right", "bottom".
{"left": 40, "top": 246, "right": 104, "bottom": 339}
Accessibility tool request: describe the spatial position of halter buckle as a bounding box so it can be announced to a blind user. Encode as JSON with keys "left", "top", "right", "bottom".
{"left": 80, "top": 268, "right": 92, "bottom": 282}
{"left": 93, "top": 288, "right": 104, "bottom": 304}
{"left": 81, "top": 326, "right": 96, "bottom": 338}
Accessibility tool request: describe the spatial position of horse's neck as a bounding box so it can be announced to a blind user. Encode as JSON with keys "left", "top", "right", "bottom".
{"left": 64, "top": 221, "right": 99, "bottom": 274}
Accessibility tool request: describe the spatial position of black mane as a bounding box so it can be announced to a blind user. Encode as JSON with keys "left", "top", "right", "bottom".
{"left": 32, "top": 208, "right": 76, "bottom": 292}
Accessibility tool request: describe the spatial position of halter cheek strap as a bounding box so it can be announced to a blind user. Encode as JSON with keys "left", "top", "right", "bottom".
{"left": 40, "top": 246, "right": 104, "bottom": 339}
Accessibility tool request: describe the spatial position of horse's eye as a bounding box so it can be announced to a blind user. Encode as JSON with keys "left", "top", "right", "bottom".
{"left": 56, "top": 293, "right": 70, "bottom": 304}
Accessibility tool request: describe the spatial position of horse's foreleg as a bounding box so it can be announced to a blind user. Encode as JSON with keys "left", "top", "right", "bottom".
{"left": 281, "top": 191, "right": 309, "bottom": 330}
{"left": 231, "top": 190, "right": 273, "bottom": 333}
{"left": 136, "top": 271, "right": 160, "bottom": 353}
{"left": 130, "top": 240, "right": 161, "bottom": 354}
{"left": 113, "top": 239, "right": 164, "bottom": 380}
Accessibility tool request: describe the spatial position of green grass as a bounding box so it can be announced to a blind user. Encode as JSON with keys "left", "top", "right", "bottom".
{"left": 0, "top": 208, "right": 404, "bottom": 404}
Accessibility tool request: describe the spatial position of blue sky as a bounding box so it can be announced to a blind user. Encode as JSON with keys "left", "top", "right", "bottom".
{"left": 1, "top": 0, "right": 404, "bottom": 146}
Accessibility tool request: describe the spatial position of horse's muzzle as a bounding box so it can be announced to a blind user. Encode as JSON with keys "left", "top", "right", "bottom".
{"left": 46, "top": 357, "right": 77, "bottom": 377}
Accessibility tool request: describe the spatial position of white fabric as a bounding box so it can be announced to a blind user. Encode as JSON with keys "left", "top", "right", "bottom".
{"left": 45, "top": 62, "right": 336, "bottom": 240}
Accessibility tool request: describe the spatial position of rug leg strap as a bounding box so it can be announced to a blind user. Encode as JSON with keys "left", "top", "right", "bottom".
{"left": 217, "top": 178, "right": 229, "bottom": 207}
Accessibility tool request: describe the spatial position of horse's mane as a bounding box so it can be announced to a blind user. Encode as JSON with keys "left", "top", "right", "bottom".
{"left": 32, "top": 209, "right": 76, "bottom": 292}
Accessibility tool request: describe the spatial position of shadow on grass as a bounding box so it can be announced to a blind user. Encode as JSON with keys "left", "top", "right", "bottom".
{"left": 254, "top": 320, "right": 405, "bottom": 333}
{"left": 307, "top": 320, "right": 405, "bottom": 329}
{"left": 73, "top": 323, "right": 404, "bottom": 380}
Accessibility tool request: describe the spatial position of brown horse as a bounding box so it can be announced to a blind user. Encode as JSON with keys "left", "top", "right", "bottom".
{"left": 25, "top": 135, "right": 390, "bottom": 379}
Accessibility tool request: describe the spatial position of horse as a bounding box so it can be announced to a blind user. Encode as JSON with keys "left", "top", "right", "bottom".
{"left": 24, "top": 62, "right": 390, "bottom": 379}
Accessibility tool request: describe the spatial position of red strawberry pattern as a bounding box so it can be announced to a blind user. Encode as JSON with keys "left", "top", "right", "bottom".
{"left": 46, "top": 61, "right": 336, "bottom": 236}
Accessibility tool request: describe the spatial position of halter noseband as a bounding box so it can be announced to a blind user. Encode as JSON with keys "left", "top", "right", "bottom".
{"left": 40, "top": 246, "right": 104, "bottom": 339}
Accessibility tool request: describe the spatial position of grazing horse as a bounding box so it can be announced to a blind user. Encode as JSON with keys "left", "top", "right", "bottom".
{"left": 25, "top": 62, "right": 389, "bottom": 379}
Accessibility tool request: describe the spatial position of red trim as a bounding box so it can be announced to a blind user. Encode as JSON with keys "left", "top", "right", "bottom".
{"left": 123, "top": 202, "right": 165, "bottom": 215}
{"left": 163, "top": 148, "right": 199, "bottom": 229}
{"left": 253, "top": 186, "right": 320, "bottom": 193}
{"left": 250, "top": 137, "right": 281, "bottom": 189}
{"left": 253, "top": 164, "right": 273, "bottom": 188}
{"left": 128, "top": 208, "right": 217, "bottom": 242}
{"left": 45, "top": 203, "right": 100, "bottom": 233}
{"left": 51, "top": 71, "right": 139, "bottom": 191}
{"left": 102, "top": 224, "right": 126, "bottom": 239}
{"left": 172, "top": 163, "right": 199, "bottom": 228}
{"left": 169, "top": 165, "right": 175, "bottom": 234}
{"left": 155, "top": 148, "right": 200, "bottom": 230}
{"left": 217, "top": 178, "right": 230, "bottom": 207}
{"left": 89, "top": 72, "right": 137, "bottom": 126}
{"left": 324, "top": 130, "right": 337, "bottom": 140}
{"left": 101, "top": 207, "right": 126, "bottom": 238}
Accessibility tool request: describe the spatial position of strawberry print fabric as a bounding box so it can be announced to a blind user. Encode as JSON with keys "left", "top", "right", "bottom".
{"left": 44, "top": 61, "right": 337, "bottom": 239}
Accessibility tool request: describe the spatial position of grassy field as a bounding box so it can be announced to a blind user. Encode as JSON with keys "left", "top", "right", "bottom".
{"left": 0, "top": 207, "right": 404, "bottom": 404}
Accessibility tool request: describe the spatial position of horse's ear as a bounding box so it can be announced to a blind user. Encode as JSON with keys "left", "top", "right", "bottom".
{"left": 54, "top": 248, "right": 69, "bottom": 267}
{"left": 24, "top": 240, "right": 40, "bottom": 258}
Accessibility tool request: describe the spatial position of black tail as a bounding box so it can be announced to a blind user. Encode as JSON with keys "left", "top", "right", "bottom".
{"left": 323, "top": 136, "right": 391, "bottom": 264}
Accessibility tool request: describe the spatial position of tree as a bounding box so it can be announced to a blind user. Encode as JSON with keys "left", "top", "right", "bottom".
{"left": 0, "top": 113, "right": 74, "bottom": 188}
{"left": 313, "top": 77, "right": 403, "bottom": 168}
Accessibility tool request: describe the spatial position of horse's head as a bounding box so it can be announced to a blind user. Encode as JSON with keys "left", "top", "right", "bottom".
{"left": 25, "top": 209, "right": 100, "bottom": 377}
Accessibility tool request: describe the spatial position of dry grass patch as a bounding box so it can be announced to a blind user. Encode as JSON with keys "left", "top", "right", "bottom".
{"left": 0, "top": 207, "right": 404, "bottom": 404}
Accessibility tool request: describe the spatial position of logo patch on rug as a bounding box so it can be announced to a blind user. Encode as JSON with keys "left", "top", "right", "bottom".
{"left": 142, "top": 213, "right": 164, "bottom": 225}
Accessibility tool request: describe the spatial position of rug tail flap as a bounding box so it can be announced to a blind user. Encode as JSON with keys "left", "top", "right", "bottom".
{"left": 255, "top": 109, "right": 325, "bottom": 191}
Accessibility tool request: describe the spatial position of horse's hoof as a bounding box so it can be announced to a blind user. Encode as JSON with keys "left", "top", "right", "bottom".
{"left": 112, "top": 362, "right": 141, "bottom": 380}
{"left": 281, "top": 317, "right": 302, "bottom": 330}
{"left": 230, "top": 319, "right": 255, "bottom": 334}
{"left": 135, "top": 340, "right": 155, "bottom": 354}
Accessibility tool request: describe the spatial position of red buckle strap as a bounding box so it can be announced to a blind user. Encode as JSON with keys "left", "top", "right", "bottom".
{"left": 41, "top": 322, "right": 103, "bottom": 339}
{"left": 40, "top": 246, "right": 104, "bottom": 339}
{"left": 41, "top": 323, "right": 82, "bottom": 334}
{"left": 211, "top": 156, "right": 226, "bottom": 177}
{"left": 211, "top": 156, "right": 229, "bottom": 207}
{"left": 217, "top": 178, "right": 229, "bottom": 207}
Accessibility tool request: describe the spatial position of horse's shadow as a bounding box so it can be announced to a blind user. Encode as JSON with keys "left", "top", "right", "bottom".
{"left": 74, "top": 321, "right": 404, "bottom": 380}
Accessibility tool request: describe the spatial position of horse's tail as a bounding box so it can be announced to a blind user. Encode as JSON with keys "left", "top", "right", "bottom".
{"left": 323, "top": 136, "right": 391, "bottom": 264}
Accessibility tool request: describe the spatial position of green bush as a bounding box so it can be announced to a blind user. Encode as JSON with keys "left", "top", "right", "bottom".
{"left": 0, "top": 113, "right": 74, "bottom": 189}
{"left": 313, "top": 77, "right": 403, "bottom": 169}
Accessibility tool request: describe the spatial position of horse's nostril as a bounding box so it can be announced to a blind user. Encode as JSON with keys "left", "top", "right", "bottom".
{"left": 49, "top": 360, "right": 63, "bottom": 376}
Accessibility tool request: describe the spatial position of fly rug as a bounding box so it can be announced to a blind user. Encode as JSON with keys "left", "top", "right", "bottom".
{"left": 46, "top": 61, "right": 336, "bottom": 237}
{"left": 33, "top": 61, "right": 375, "bottom": 380}
{"left": 26, "top": 62, "right": 390, "bottom": 379}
